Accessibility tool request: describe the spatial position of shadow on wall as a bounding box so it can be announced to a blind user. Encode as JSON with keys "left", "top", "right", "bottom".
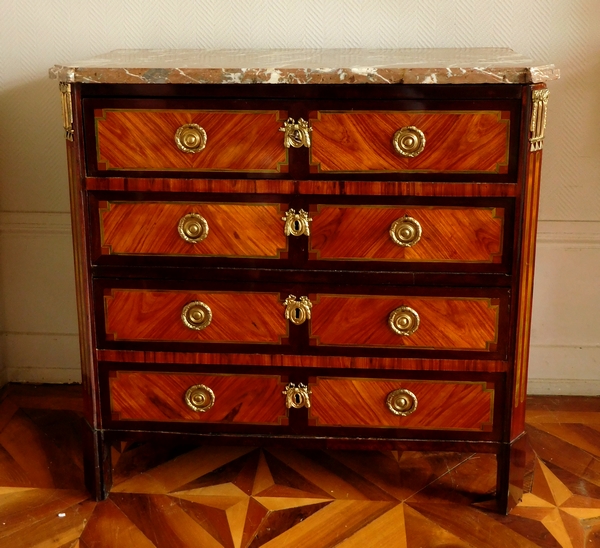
{"left": 0, "top": 77, "right": 69, "bottom": 213}
{"left": 0, "top": 77, "right": 80, "bottom": 385}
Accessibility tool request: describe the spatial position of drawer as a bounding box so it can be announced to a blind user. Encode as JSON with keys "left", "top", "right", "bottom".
{"left": 103, "top": 289, "right": 288, "bottom": 345}
{"left": 310, "top": 294, "right": 501, "bottom": 352}
{"left": 97, "top": 201, "right": 287, "bottom": 258}
{"left": 308, "top": 377, "right": 495, "bottom": 431}
{"left": 100, "top": 285, "right": 507, "bottom": 357}
{"left": 109, "top": 371, "right": 287, "bottom": 425}
{"left": 93, "top": 108, "right": 289, "bottom": 173}
{"left": 309, "top": 110, "right": 510, "bottom": 174}
{"left": 309, "top": 205, "right": 504, "bottom": 264}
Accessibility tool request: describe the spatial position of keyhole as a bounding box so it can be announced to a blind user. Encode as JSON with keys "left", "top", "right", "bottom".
{"left": 295, "top": 307, "right": 301, "bottom": 319}
{"left": 294, "top": 393, "right": 301, "bottom": 405}
{"left": 294, "top": 220, "right": 301, "bottom": 231}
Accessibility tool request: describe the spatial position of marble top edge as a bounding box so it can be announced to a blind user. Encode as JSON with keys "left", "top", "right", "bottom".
{"left": 49, "top": 48, "right": 559, "bottom": 85}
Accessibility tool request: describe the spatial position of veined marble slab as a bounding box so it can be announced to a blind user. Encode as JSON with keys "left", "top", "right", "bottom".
{"left": 49, "top": 48, "right": 559, "bottom": 85}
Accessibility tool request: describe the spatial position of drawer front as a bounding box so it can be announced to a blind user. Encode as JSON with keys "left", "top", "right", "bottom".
{"left": 98, "top": 201, "right": 287, "bottom": 258}
{"left": 309, "top": 377, "right": 494, "bottom": 431}
{"left": 309, "top": 205, "right": 504, "bottom": 264}
{"left": 104, "top": 290, "right": 288, "bottom": 344}
{"left": 310, "top": 295, "right": 500, "bottom": 351}
{"left": 94, "top": 109, "right": 288, "bottom": 172}
{"left": 109, "top": 371, "right": 286, "bottom": 424}
{"left": 309, "top": 111, "right": 509, "bottom": 173}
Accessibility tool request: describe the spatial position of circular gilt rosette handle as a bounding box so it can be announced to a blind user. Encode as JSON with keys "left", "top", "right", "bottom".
{"left": 181, "top": 301, "right": 212, "bottom": 331}
{"left": 184, "top": 384, "right": 215, "bottom": 412}
{"left": 392, "top": 126, "right": 426, "bottom": 157}
{"left": 175, "top": 123, "right": 207, "bottom": 153}
{"left": 389, "top": 215, "right": 422, "bottom": 247}
{"left": 386, "top": 388, "right": 418, "bottom": 416}
{"left": 178, "top": 213, "right": 209, "bottom": 243}
{"left": 388, "top": 305, "right": 420, "bottom": 336}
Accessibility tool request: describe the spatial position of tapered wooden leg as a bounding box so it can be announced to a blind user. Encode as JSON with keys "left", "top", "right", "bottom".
{"left": 82, "top": 420, "right": 112, "bottom": 501}
{"left": 496, "top": 432, "right": 530, "bottom": 514}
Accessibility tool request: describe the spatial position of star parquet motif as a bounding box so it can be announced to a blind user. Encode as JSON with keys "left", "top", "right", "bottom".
{"left": 1, "top": 385, "right": 600, "bottom": 547}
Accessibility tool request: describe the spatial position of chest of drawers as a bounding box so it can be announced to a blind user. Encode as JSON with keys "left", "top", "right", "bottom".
{"left": 51, "top": 49, "right": 558, "bottom": 514}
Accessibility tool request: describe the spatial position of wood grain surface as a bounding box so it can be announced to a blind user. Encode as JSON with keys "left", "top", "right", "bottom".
{"left": 95, "top": 109, "right": 288, "bottom": 172}
{"left": 97, "top": 349, "right": 508, "bottom": 372}
{"left": 99, "top": 202, "right": 287, "bottom": 258}
{"left": 310, "top": 295, "right": 499, "bottom": 350}
{"left": 109, "top": 372, "right": 286, "bottom": 424}
{"left": 310, "top": 205, "right": 503, "bottom": 263}
{"left": 309, "top": 111, "right": 509, "bottom": 173}
{"left": 309, "top": 378, "right": 494, "bottom": 430}
{"left": 86, "top": 177, "right": 518, "bottom": 197}
{"left": 104, "top": 290, "right": 287, "bottom": 344}
{"left": 87, "top": 178, "right": 297, "bottom": 194}
{"left": 512, "top": 138, "right": 544, "bottom": 439}
{"left": 3, "top": 385, "right": 599, "bottom": 546}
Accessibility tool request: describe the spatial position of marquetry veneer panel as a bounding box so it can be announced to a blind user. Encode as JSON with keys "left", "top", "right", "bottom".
{"left": 104, "top": 290, "right": 287, "bottom": 344}
{"left": 55, "top": 66, "right": 554, "bottom": 513}
{"left": 309, "top": 377, "right": 494, "bottom": 430}
{"left": 310, "top": 295, "right": 500, "bottom": 351}
{"left": 99, "top": 201, "right": 287, "bottom": 258}
{"left": 97, "top": 350, "right": 508, "bottom": 372}
{"left": 310, "top": 205, "right": 503, "bottom": 263}
{"left": 85, "top": 178, "right": 518, "bottom": 197}
{"left": 95, "top": 109, "right": 288, "bottom": 172}
{"left": 109, "top": 371, "right": 286, "bottom": 424}
{"left": 309, "top": 111, "right": 509, "bottom": 173}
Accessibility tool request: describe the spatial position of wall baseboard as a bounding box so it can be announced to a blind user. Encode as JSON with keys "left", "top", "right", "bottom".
{"left": 6, "top": 367, "right": 81, "bottom": 384}
{"left": 1, "top": 217, "right": 599, "bottom": 392}
{"left": 527, "top": 378, "right": 600, "bottom": 396}
{"left": 0, "top": 333, "right": 81, "bottom": 385}
{"left": 6, "top": 369, "right": 600, "bottom": 395}
{"left": 0, "top": 211, "right": 72, "bottom": 235}
{"left": 537, "top": 221, "right": 600, "bottom": 248}
{"left": 1, "top": 215, "right": 599, "bottom": 242}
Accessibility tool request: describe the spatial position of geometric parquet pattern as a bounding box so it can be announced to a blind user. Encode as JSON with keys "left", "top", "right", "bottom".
{"left": 1, "top": 386, "right": 600, "bottom": 547}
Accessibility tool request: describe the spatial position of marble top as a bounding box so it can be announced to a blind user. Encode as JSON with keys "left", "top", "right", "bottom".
{"left": 49, "top": 48, "right": 559, "bottom": 85}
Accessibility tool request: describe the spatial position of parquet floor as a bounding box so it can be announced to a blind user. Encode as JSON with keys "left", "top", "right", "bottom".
{"left": 1, "top": 386, "right": 600, "bottom": 547}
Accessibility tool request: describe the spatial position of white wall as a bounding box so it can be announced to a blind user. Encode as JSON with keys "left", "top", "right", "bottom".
{"left": 0, "top": 0, "right": 598, "bottom": 393}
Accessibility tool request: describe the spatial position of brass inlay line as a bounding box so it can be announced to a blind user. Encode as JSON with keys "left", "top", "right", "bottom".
{"left": 109, "top": 371, "right": 288, "bottom": 425}
{"left": 309, "top": 110, "right": 510, "bottom": 174}
{"left": 95, "top": 108, "right": 290, "bottom": 173}
{"left": 309, "top": 377, "right": 495, "bottom": 431}
{"left": 103, "top": 288, "right": 289, "bottom": 345}
{"left": 309, "top": 205, "right": 505, "bottom": 264}
{"left": 309, "top": 294, "right": 501, "bottom": 351}
{"left": 98, "top": 201, "right": 288, "bottom": 259}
